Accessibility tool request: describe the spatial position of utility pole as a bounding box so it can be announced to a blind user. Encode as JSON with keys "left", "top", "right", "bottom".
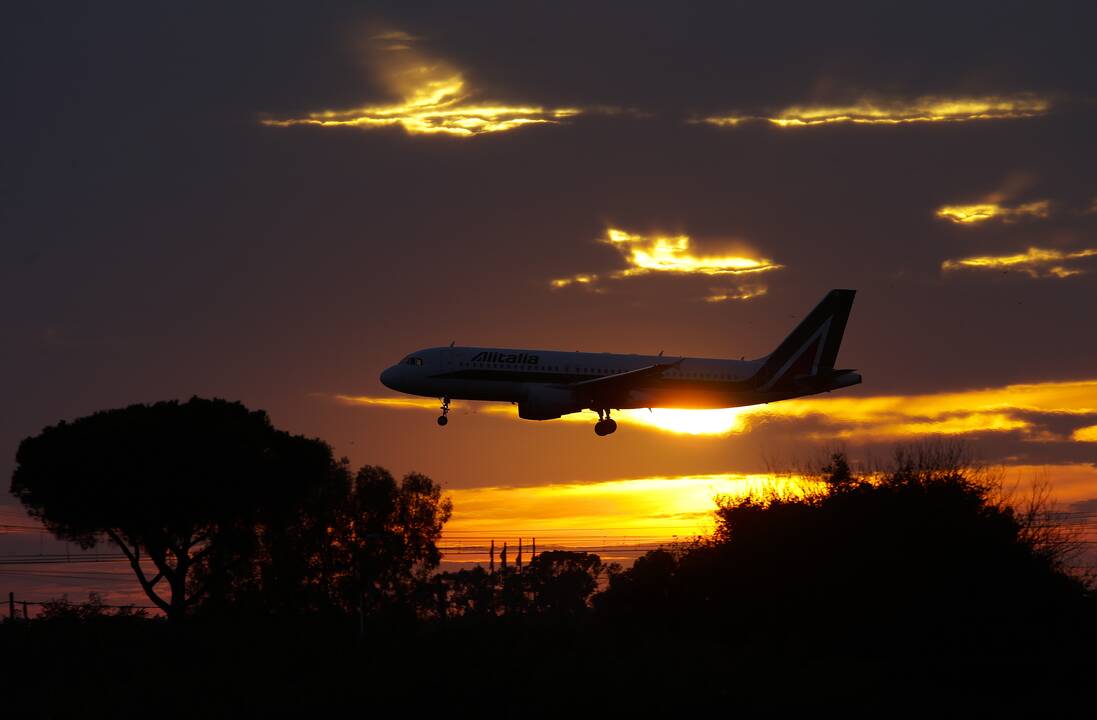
{"left": 517, "top": 538, "right": 523, "bottom": 571}
{"left": 532, "top": 537, "right": 536, "bottom": 562}
{"left": 22, "top": 600, "right": 29, "bottom": 620}
{"left": 501, "top": 542, "right": 508, "bottom": 571}
{"left": 489, "top": 539, "right": 495, "bottom": 574}
{"left": 8, "top": 592, "right": 14, "bottom": 620}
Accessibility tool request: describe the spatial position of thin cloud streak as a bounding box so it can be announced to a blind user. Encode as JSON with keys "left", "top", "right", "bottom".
{"left": 935, "top": 200, "right": 1051, "bottom": 224}
{"left": 768, "top": 378, "right": 1097, "bottom": 442}
{"left": 942, "top": 247, "right": 1097, "bottom": 278}
{"left": 704, "top": 284, "right": 768, "bottom": 303}
{"left": 701, "top": 94, "right": 1050, "bottom": 128}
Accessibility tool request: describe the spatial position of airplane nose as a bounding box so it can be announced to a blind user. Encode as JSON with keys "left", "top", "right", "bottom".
{"left": 380, "top": 366, "right": 397, "bottom": 390}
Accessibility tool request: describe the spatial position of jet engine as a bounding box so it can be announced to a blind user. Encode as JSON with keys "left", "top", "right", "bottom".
{"left": 518, "top": 386, "right": 584, "bottom": 420}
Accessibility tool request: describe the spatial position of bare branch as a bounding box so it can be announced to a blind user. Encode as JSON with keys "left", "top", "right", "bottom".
{"left": 104, "top": 528, "right": 170, "bottom": 614}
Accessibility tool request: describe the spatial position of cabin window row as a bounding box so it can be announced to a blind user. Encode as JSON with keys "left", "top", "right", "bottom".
{"left": 457, "top": 362, "right": 736, "bottom": 380}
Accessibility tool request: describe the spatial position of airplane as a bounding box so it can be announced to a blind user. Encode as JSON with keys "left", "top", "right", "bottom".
{"left": 379, "top": 289, "right": 861, "bottom": 436}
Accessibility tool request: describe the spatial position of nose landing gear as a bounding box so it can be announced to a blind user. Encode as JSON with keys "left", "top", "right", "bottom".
{"left": 594, "top": 409, "right": 617, "bottom": 436}
{"left": 438, "top": 397, "right": 450, "bottom": 426}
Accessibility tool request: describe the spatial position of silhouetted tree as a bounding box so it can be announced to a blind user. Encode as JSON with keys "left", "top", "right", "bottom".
{"left": 697, "top": 443, "right": 1090, "bottom": 647}
{"left": 820, "top": 450, "right": 855, "bottom": 491}
{"left": 436, "top": 566, "right": 497, "bottom": 619}
{"left": 10, "top": 397, "right": 345, "bottom": 622}
{"left": 330, "top": 466, "right": 453, "bottom": 619}
{"left": 37, "top": 593, "right": 148, "bottom": 622}
{"left": 525, "top": 550, "right": 605, "bottom": 617}
{"left": 597, "top": 441, "right": 1095, "bottom": 671}
{"left": 597, "top": 548, "right": 678, "bottom": 619}
{"left": 497, "top": 564, "right": 528, "bottom": 616}
{"left": 191, "top": 433, "right": 352, "bottom": 618}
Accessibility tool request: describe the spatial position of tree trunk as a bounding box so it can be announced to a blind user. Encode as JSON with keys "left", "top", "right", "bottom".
{"left": 168, "top": 556, "right": 189, "bottom": 622}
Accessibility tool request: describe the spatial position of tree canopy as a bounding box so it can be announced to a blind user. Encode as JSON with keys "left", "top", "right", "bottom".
{"left": 11, "top": 397, "right": 347, "bottom": 621}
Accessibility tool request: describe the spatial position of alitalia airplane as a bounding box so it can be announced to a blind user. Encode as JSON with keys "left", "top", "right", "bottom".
{"left": 380, "top": 289, "right": 860, "bottom": 436}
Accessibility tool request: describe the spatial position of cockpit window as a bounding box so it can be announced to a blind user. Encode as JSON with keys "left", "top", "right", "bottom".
{"left": 402, "top": 356, "right": 423, "bottom": 367}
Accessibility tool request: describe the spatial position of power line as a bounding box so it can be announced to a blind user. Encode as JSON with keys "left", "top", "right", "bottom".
{"left": 6, "top": 596, "right": 157, "bottom": 609}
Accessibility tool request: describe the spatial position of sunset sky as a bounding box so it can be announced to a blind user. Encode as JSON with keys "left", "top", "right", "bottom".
{"left": 4, "top": 3, "right": 1097, "bottom": 601}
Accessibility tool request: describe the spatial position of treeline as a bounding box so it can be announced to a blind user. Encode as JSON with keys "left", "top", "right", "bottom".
{"left": 4, "top": 398, "right": 1096, "bottom": 714}
{"left": 9, "top": 398, "right": 453, "bottom": 624}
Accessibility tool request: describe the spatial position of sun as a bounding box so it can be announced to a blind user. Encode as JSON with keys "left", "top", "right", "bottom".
{"left": 612, "top": 407, "right": 755, "bottom": 436}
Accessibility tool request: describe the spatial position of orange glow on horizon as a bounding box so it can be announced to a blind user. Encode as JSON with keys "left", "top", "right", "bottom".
{"left": 703, "top": 94, "right": 1050, "bottom": 128}
{"left": 440, "top": 464, "right": 1097, "bottom": 544}
{"left": 443, "top": 473, "right": 817, "bottom": 536}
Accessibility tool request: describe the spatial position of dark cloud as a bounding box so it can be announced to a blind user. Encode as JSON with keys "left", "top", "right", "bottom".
{"left": 3, "top": 0, "right": 1097, "bottom": 510}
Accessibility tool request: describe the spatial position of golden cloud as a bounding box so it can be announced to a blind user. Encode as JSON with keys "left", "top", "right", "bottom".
{"left": 550, "top": 273, "right": 600, "bottom": 290}
{"left": 551, "top": 228, "right": 781, "bottom": 291}
{"left": 767, "top": 378, "right": 1097, "bottom": 443}
{"left": 702, "top": 94, "right": 1050, "bottom": 128}
{"left": 261, "top": 34, "right": 580, "bottom": 137}
{"left": 942, "top": 247, "right": 1097, "bottom": 278}
{"left": 1072, "top": 425, "right": 1097, "bottom": 442}
{"left": 704, "top": 284, "right": 768, "bottom": 303}
{"left": 935, "top": 200, "right": 1050, "bottom": 224}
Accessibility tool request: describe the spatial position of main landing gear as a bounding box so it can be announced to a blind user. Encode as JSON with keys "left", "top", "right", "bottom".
{"left": 594, "top": 409, "right": 617, "bottom": 437}
{"left": 438, "top": 397, "right": 450, "bottom": 426}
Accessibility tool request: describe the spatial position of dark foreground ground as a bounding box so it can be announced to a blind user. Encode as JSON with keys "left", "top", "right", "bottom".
{"left": 3, "top": 611, "right": 1095, "bottom": 717}
{"left": 7, "top": 449, "right": 1096, "bottom": 716}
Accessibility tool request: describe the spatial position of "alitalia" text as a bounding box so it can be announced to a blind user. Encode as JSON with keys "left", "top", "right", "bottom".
{"left": 471, "top": 351, "right": 539, "bottom": 364}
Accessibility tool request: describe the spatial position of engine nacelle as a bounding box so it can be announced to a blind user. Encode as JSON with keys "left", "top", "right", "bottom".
{"left": 518, "top": 386, "right": 584, "bottom": 421}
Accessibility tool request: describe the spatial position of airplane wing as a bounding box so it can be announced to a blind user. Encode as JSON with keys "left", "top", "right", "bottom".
{"left": 563, "top": 360, "right": 681, "bottom": 405}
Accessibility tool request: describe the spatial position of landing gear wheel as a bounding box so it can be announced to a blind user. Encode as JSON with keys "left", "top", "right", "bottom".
{"left": 593, "top": 409, "right": 618, "bottom": 436}
{"left": 437, "top": 416, "right": 448, "bottom": 426}
{"left": 438, "top": 396, "right": 451, "bottom": 427}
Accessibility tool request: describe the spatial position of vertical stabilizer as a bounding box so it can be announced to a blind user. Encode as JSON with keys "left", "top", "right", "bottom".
{"left": 753, "top": 289, "right": 856, "bottom": 390}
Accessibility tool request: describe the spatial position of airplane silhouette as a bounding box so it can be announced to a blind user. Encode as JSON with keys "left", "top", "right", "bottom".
{"left": 380, "top": 289, "right": 860, "bottom": 436}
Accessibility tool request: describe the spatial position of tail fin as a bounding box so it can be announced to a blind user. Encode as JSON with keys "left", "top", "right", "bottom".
{"left": 753, "top": 289, "right": 856, "bottom": 391}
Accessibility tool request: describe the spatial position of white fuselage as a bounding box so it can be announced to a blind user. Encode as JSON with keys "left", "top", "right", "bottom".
{"left": 380, "top": 345, "right": 859, "bottom": 413}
